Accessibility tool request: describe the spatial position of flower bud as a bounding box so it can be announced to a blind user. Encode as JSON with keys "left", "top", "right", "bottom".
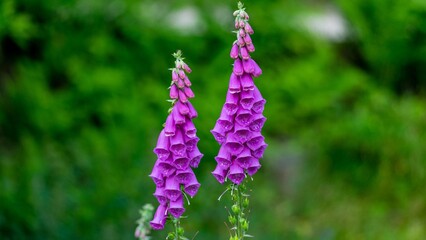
{"left": 231, "top": 204, "right": 240, "bottom": 214}
{"left": 228, "top": 215, "right": 237, "bottom": 224}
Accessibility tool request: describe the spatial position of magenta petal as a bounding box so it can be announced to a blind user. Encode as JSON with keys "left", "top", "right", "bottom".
{"left": 164, "top": 114, "right": 175, "bottom": 137}
{"left": 150, "top": 204, "right": 167, "bottom": 230}
{"left": 236, "top": 148, "right": 255, "bottom": 169}
{"left": 252, "top": 59, "right": 262, "bottom": 77}
{"left": 224, "top": 90, "right": 239, "bottom": 115}
{"left": 173, "top": 154, "right": 190, "bottom": 170}
{"left": 233, "top": 59, "right": 244, "bottom": 76}
{"left": 242, "top": 59, "right": 254, "bottom": 73}
{"left": 175, "top": 168, "right": 195, "bottom": 185}
{"left": 215, "top": 145, "right": 232, "bottom": 168}
{"left": 247, "top": 158, "right": 261, "bottom": 176}
{"left": 235, "top": 108, "right": 253, "bottom": 127}
{"left": 164, "top": 176, "right": 182, "bottom": 201}
{"left": 175, "top": 101, "right": 189, "bottom": 116}
{"left": 240, "top": 46, "right": 250, "bottom": 60}
{"left": 230, "top": 43, "right": 239, "bottom": 59}
{"left": 244, "top": 22, "right": 254, "bottom": 34}
{"left": 177, "top": 78, "right": 185, "bottom": 88}
{"left": 153, "top": 130, "right": 170, "bottom": 160}
{"left": 237, "top": 34, "right": 245, "bottom": 46}
{"left": 241, "top": 73, "right": 254, "bottom": 91}
{"left": 212, "top": 165, "right": 228, "bottom": 184}
{"left": 211, "top": 126, "right": 226, "bottom": 145}
{"left": 246, "top": 43, "right": 255, "bottom": 52}
{"left": 172, "top": 107, "right": 185, "bottom": 125}
{"left": 239, "top": 28, "right": 246, "bottom": 37}
{"left": 249, "top": 114, "right": 266, "bottom": 132}
{"left": 178, "top": 70, "right": 185, "bottom": 79}
{"left": 170, "top": 84, "right": 178, "bottom": 99}
{"left": 183, "top": 119, "right": 196, "bottom": 138}
{"left": 246, "top": 132, "right": 265, "bottom": 151}
{"left": 154, "top": 187, "right": 168, "bottom": 205}
{"left": 228, "top": 163, "right": 245, "bottom": 185}
{"left": 184, "top": 75, "right": 192, "bottom": 87}
{"left": 240, "top": 90, "right": 254, "bottom": 109}
{"left": 224, "top": 133, "right": 244, "bottom": 156}
{"left": 149, "top": 165, "right": 164, "bottom": 187}
{"left": 187, "top": 102, "right": 198, "bottom": 118}
{"left": 183, "top": 63, "right": 192, "bottom": 73}
{"left": 217, "top": 108, "right": 234, "bottom": 132}
{"left": 234, "top": 123, "right": 252, "bottom": 144}
{"left": 157, "top": 161, "right": 176, "bottom": 177}
{"left": 252, "top": 86, "right": 266, "bottom": 113}
{"left": 185, "top": 136, "right": 199, "bottom": 152}
{"left": 252, "top": 143, "right": 268, "bottom": 159}
{"left": 172, "top": 70, "right": 179, "bottom": 82}
{"left": 178, "top": 90, "right": 188, "bottom": 103}
{"left": 184, "top": 176, "right": 200, "bottom": 197}
{"left": 169, "top": 195, "right": 185, "bottom": 218}
{"left": 184, "top": 87, "right": 194, "bottom": 98}
{"left": 188, "top": 147, "right": 203, "bottom": 168}
{"left": 228, "top": 73, "right": 241, "bottom": 94}
{"left": 243, "top": 34, "right": 252, "bottom": 45}
{"left": 170, "top": 129, "right": 186, "bottom": 156}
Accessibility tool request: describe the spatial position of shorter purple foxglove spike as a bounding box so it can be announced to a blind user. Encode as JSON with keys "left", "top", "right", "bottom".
{"left": 164, "top": 114, "right": 175, "bottom": 137}
{"left": 172, "top": 107, "right": 185, "bottom": 125}
{"left": 212, "top": 165, "right": 228, "bottom": 184}
{"left": 251, "top": 59, "right": 262, "bottom": 77}
{"left": 175, "top": 100, "right": 189, "bottom": 116}
{"left": 178, "top": 69, "right": 186, "bottom": 79}
{"left": 183, "top": 119, "right": 196, "bottom": 138}
{"left": 217, "top": 108, "right": 234, "bottom": 132}
{"left": 149, "top": 165, "right": 165, "bottom": 187}
{"left": 187, "top": 102, "right": 198, "bottom": 118}
{"left": 172, "top": 70, "right": 179, "bottom": 82}
{"left": 178, "top": 90, "right": 188, "bottom": 103}
{"left": 173, "top": 154, "right": 190, "bottom": 170}
{"left": 170, "top": 84, "right": 178, "bottom": 99}
{"left": 229, "top": 73, "right": 241, "bottom": 94}
{"left": 184, "top": 136, "right": 199, "bottom": 152}
{"left": 239, "top": 28, "right": 246, "bottom": 37}
{"left": 188, "top": 147, "right": 203, "bottom": 168}
{"left": 224, "top": 133, "right": 244, "bottom": 156}
{"left": 164, "top": 176, "right": 182, "bottom": 201}
{"left": 154, "top": 187, "right": 168, "bottom": 205}
{"left": 150, "top": 204, "right": 167, "bottom": 230}
{"left": 175, "top": 168, "right": 195, "bottom": 185}
{"left": 211, "top": 126, "right": 226, "bottom": 145}
{"left": 247, "top": 158, "right": 261, "bottom": 176}
{"left": 240, "top": 89, "right": 254, "bottom": 109}
{"left": 252, "top": 86, "right": 266, "bottom": 113}
{"left": 235, "top": 148, "right": 255, "bottom": 169}
{"left": 242, "top": 58, "right": 254, "bottom": 73}
{"left": 233, "top": 58, "right": 244, "bottom": 76}
{"left": 169, "top": 195, "right": 185, "bottom": 218}
{"left": 243, "top": 34, "right": 252, "bottom": 45}
{"left": 246, "top": 43, "right": 255, "bottom": 52}
{"left": 240, "top": 73, "right": 254, "bottom": 91}
{"left": 184, "top": 87, "right": 194, "bottom": 98}
{"left": 184, "top": 176, "right": 201, "bottom": 197}
{"left": 153, "top": 130, "right": 170, "bottom": 160}
{"left": 235, "top": 108, "right": 253, "bottom": 126}
{"left": 244, "top": 22, "right": 254, "bottom": 34}
{"left": 246, "top": 132, "right": 265, "bottom": 151}
{"left": 234, "top": 122, "right": 252, "bottom": 143}
{"left": 230, "top": 44, "right": 239, "bottom": 59}
{"left": 170, "top": 129, "right": 186, "bottom": 156}
{"left": 252, "top": 142, "right": 268, "bottom": 159}
{"left": 157, "top": 161, "right": 176, "bottom": 177}
{"left": 183, "top": 63, "right": 192, "bottom": 73}
{"left": 215, "top": 145, "right": 232, "bottom": 168}
{"left": 228, "top": 162, "right": 245, "bottom": 185}
{"left": 182, "top": 76, "right": 190, "bottom": 88}
{"left": 249, "top": 114, "right": 267, "bottom": 132}
{"left": 240, "top": 46, "right": 250, "bottom": 60}
{"left": 224, "top": 90, "right": 239, "bottom": 115}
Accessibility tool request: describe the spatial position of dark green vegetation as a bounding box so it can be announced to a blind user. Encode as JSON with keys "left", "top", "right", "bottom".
{"left": 1, "top": 0, "right": 425, "bottom": 239}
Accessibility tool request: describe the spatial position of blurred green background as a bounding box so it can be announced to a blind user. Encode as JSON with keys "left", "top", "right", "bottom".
{"left": 1, "top": 0, "right": 426, "bottom": 239}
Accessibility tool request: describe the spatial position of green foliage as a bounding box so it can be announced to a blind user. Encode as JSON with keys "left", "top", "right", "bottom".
{"left": 1, "top": 0, "right": 425, "bottom": 239}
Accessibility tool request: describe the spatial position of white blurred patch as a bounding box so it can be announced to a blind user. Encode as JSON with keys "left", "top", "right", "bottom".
{"left": 302, "top": 8, "right": 347, "bottom": 42}
{"left": 167, "top": 7, "right": 206, "bottom": 35}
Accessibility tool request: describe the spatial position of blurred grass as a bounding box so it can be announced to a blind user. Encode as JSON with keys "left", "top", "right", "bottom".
{"left": 1, "top": 0, "right": 426, "bottom": 239}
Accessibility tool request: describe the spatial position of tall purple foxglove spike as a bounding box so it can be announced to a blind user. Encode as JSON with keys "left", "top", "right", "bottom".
{"left": 148, "top": 51, "right": 203, "bottom": 233}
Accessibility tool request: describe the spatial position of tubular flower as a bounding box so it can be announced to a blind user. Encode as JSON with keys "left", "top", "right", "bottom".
{"left": 150, "top": 50, "right": 203, "bottom": 230}
{"left": 211, "top": 2, "right": 267, "bottom": 185}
